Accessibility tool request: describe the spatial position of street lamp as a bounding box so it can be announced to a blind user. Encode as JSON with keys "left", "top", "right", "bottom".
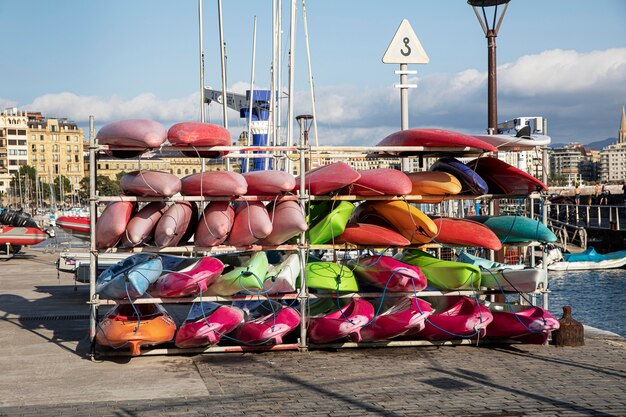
{"left": 468, "top": 0, "right": 510, "bottom": 134}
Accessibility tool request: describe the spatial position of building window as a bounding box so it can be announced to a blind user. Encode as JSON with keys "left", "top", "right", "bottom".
{"left": 66, "top": 145, "right": 71, "bottom": 152}
{"left": 31, "top": 135, "right": 36, "bottom": 141}
{"left": 176, "top": 168, "right": 181, "bottom": 175}
{"left": 18, "top": 129, "right": 26, "bottom": 135}
{"left": 74, "top": 136, "right": 78, "bottom": 142}
{"left": 52, "top": 145, "right": 58, "bottom": 152}
{"left": 18, "top": 140, "right": 26, "bottom": 146}
{"left": 39, "top": 145, "right": 44, "bottom": 151}
{"left": 74, "top": 145, "right": 78, "bottom": 152}
{"left": 66, "top": 135, "right": 70, "bottom": 141}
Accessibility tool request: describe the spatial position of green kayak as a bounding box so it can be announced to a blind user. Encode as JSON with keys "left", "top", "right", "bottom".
{"left": 207, "top": 252, "right": 269, "bottom": 295}
{"left": 307, "top": 201, "right": 355, "bottom": 244}
{"left": 467, "top": 215, "right": 557, "bottom": 243}
{"left": 397, "top": 249, "right": 481, "bottom": 290}
{"left": 300, "top": 261, "right": 359, "bottom": 292}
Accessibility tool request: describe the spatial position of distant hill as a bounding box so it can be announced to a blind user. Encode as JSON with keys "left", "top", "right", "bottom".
{"left": 550, "top": 137, "right": 618, "bottom": 150}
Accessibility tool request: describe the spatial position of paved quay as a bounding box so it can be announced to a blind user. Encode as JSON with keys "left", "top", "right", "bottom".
{"left": 1, "top": 250, "right": 625, "bottom": 416}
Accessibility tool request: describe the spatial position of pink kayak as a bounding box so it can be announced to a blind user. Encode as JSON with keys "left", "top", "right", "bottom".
{"left": 243, "top": 170, "right": 296, "bottom": 195}
{"left": 307, "top": 298, "right": 375, "bottom": 344}
{"left": 335, "top": 223, "right": 411, "bottom": 246}
{"left": 150, "top": 256, "right": 225, "bottom": 297}
{"left": 360, "top": 297, "right": 433, "bottom": 341}
{"left": 294, "top": 162, "right": 361, "bottom": 195}
{"left": 168, "top": 122, "right": 231, "bottom": 158}
{"left": 227, "top": 202, "right": 273, "bottom": 246}
{"left": 232, "top": 301, "right": 301, "bottom": 345}
{"left": 342, "top": 168, "right": 412, "bottom": 196}
{"left": 350, "top": 255, "right": 427, "bottom": 292}
{"left": 411, "top": 296, "right": 493, "bottom": 340}
{"left": 259, "top": 200, "right": 307, "bottom": 245}
{"left": 96, "top": 201, "right": 135, "bottom": 249}
{"left": 194, "top": 202, "right": 234, "bottom": 247}
{"left": 121, "top": 202, "right": 167, "bottom": 247}
{"left": 154, "top": 202, "right": 196, "bottom": 247}
{"left": 180, "top": 171, "right": 247, "bottom": 196}
{"left": 120, "top": 170, "right": 182, "bottom": 197}
{"left": 175, "top": 302, "right": 244, "bottom": 348}
{"left": 486, "top": 303, "right": 560, "bottom": 344}
{"left": 97, "top": 119, "right": 167, "bottom": 158}
{"left": 56, "top": 216, "right": 90, "bottom": 236}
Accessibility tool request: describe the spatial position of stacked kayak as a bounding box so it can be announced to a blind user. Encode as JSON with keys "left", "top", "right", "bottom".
{"left": 398, "top": 249, "right": 481, "bottom": 290}
{"left": 411, "top": 296, "right": 493, "bottom": 340}
{"left": 468, "top": 215, "right": 557, "bottom": 244}
{"left": 485, "top": 302, "right": 559, "bottom": 344}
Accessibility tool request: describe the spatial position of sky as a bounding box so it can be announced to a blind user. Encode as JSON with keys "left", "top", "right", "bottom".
{"left": 1, "top": 0, "right": 625, "bottom": 146}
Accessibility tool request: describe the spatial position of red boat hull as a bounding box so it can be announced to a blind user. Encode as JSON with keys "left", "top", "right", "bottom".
{"left": 411, "top": 296, "right": 493, "bottom": 340}
{"left": 175, "top": 303, "right": 244, "bottom": 348}
{"left": 466, "top": 157, "right": 549, "bottom": 195}
{"left": 121, "top": 202, "right": 167, "bottom": 247}
{"left": 259, "top": 200, "right": 307, "bottom": 245}
{"left": 227, "top": 202, "right": 273, "bottom": 246}
{"left": 181, "top": 171, "right": 247, "bottom": 196}
{"left": 342, "top": 168, "right": 412, "bottom": 196}
{"left": 56, "top": 216, "right": 90, "bottom": 235}
{"left": 336, "top": 223, "right": 411, "bottom": 246}
{"left": 233, "top": 306, "right": 301, "bottom": 345}
{"left": 96, "top": 202, "right": 135, "bottom": 249}
{"left": 243, "top": 170, "right": 296, "bottom": 195}
{"left": 376, "top": 128, "right": 498, "bottom": 153}
{"left": 294, "top": 162, "right": 361, "bottom": 195}
{"left": 168, "top": 122, "right": 231, "bottom": 158}
{"left": 351, "top": 255, "right": 427, "bottom": 292}
{"left": 120, "top": 170, "right": 182, "bottom": 197}
{"left": 195, "top": 202, "right": 234, "bottom": 247}
{"left": 0, "top": 226, "right": 48, "bottom": 245}
{"left": 432, "top": 217, "right": 502, "bottom": 251}
{"left": 97, "top": 119, "right": 167, "bottom": 158}
{"left": 487, "top": 306, "right": 560, "bottom": 344}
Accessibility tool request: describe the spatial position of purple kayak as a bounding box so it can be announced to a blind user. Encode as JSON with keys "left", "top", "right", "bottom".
{"left": 360, "top": 297, "right": 433, "bottom": 341}
{"left": 307, "top": 298, "right": 375, "bottom": 344}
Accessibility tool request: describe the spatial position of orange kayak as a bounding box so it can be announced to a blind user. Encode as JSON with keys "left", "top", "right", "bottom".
{"left": 96, "top": 303, "right": 176, "bottom": 356}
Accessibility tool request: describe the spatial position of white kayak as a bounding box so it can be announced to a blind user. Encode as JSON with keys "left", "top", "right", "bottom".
{"left": 473, "top": 133, "right": 551, "bottom": 151}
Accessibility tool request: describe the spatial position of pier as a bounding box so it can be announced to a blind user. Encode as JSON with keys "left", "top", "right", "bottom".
{"left": 1, "top": 250, "right": 625, "bottom": 416}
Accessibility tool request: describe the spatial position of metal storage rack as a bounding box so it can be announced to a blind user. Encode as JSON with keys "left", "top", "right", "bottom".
{"left": 87, "top": 121, "right": 550, "bottom": 357}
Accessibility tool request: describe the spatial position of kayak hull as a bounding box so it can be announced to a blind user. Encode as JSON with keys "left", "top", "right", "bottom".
{"left": 175, "top": 302, "right": 244, "bottom": 348}
{"left": 308, "top": 298, "right": 375, "bottom": 344}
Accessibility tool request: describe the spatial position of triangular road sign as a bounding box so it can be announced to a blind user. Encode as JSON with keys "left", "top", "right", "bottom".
{"left": 382, "top": 19, "right": 429, "bottom": 64}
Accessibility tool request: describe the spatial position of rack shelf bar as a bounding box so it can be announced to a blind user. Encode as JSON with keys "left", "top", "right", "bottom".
{"left": 96, "top": 343, "right": 301, "bottom": 357}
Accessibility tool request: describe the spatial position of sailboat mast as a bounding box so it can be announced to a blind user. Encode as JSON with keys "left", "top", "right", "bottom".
{"left": 198, "top": 0, "right": 205, "bottom": 122}
{"left": 217, "top": 0, "right": 228, "bottom": 129}
{"left": 286, "top": 0, "right": 296, "bottom": 172}
{"left": 301, "top": 0, "right": 318, "bottom": 147}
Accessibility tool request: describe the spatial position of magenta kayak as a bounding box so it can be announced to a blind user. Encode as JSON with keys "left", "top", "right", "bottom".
{"left": 360, "top": 297, "right": 433, "bottom": 341}
{"left": 150, "top": 256, "right": 225, "bottom": 298}
{"left": 227, "top": 202, "right": 273, "bottom": 246}
{"left": 411, "top": 296, "right": 493, "bottom": 340}
{"left": 486, "top": 303, "right": 560, "bottom": 344}
{"left": 232, "top": 301, "right": 301, "bottom": 345}
{"left": 175, "top": 302, "right": 244, "bottom": 348}
{"left": 350, "top": 255, "right": 427, "bottom": 292}
{"left": 295, "top": 162, "right": 361, "bottom": 195}
{"left": 120, "top": 170, "right": 182, "bottom": 197}
{"left": 307, "top": 298, "right": 375, "bottom": 344}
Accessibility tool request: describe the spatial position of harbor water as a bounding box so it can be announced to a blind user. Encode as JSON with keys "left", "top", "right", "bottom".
{"left": 548, "top": 268, "right": 626, "bottom": 337}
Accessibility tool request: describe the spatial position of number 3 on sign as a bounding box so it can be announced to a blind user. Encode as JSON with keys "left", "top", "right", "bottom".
{"left": 400, "top": 37, "right": 411, "bottom": 57}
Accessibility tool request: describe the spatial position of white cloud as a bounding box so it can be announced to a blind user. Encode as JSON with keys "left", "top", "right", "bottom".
{"left": 2, "top": 48, "right": 625, "bottom": 145}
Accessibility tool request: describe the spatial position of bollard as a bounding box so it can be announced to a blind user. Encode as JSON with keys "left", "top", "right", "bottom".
{"left": 551, "top": 306, "right": 585, "bottom": 347}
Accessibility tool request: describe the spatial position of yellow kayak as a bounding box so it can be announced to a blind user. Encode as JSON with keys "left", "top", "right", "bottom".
{"left": 352, "top": 200, "right": 438, "bottom": 244}
{"left": 406, "top": 172, "right": 462, "bottom": 203}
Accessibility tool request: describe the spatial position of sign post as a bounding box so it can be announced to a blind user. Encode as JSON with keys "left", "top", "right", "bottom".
{"left": 382, "top": 19, "right": 429, "bottom": 171}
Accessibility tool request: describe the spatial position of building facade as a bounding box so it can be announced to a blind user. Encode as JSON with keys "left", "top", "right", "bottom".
{"left": 0, "top": 108, "right": 29, "bottom": 201}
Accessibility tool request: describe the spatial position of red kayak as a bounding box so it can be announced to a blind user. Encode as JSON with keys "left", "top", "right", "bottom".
{"left": 150, "top": 256, "right": 225, "bottom": 298}
{"left": 376, "top": 128, "right": 498, "bottom": 154}
{"left": 432, "top": 217, "right": 502, "bottom": 251}
{"left": 486, "top": 303, "right": 560, "bottom": 344}
{"left": 227, "top": 202, "right": 273, "bottom": 246}
{"left": 411, "top": 296, "right": 493, "bottom": 340}
{"left": 232, "top": 301, "right": 301, "bottom": 345}
{"left": 360, "top": 297, "right": 433, "bottom": 341}
{"left": 307, "top": 298, "right": 375, "bottom": 344}
{"left": 243, "top": 170, "right": 296, "bottom": 195}
{"left": 175, "top": 302, "right": 244, "bottom": 348}
{"left": 168, "top": 122, "right": 231, "bottom": 158}
{"left": 96, "top": 202, "right": 135, "bottom": 249}
{"left": 336, "top": 223, "right": 411, "bottom": 246}
{"left": 294, "top": 162, "right": 361, "bottom": 195}
{"left": 194, "top": 202, "right": 234, "bottom": 247}
{"left": 181, "top": 171, "right": 247, "bottom": 197}
{"left": 342, "top": 168, "right": 412, "bottom": 196}
{"left": 56, "top": 216, "right": 90, "bottom": 236}
{"left": 97, "top": 119, "right": 168, "bottom": 158}
{"left": 466, "top": 157, "right": 549, "bottom": 195}
{"left": 121, "top": 202, "right": 167, "bottom": 247}
{"left": 0, "top": 226, "right": 48, "bottom": 246}
{"left": 350, "top": 255, "right": 427, "bottom": 292}
{"left": 120, "top": 170, "right": 182, "bottom": 197}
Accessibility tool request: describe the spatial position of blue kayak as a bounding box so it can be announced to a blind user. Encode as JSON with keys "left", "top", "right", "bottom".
{"left": 430, "top": 156, "right": 488, "bottom": 195}
{"left": 97, "top": 254, "right": 163, "bottom": 299}
{"left": 468, "top": 215, "right": 557, "bottom": 243}
{"left": 564, "top": 247, "right": 626, "bottom": 262}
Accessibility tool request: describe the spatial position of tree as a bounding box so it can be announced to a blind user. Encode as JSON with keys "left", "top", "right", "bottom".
{"left": 53, "top": 176, "right": 72, "bottom": 203}
{"left": 79, "top": 175, "right": 120, "bottom": 198}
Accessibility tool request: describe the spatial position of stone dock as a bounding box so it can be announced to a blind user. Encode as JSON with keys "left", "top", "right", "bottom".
{"left": 1, "top": 250, "right": 625, "bottom": 417}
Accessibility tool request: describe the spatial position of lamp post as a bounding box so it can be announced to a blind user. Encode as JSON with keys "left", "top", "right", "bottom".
{"left": 468, "top": 0, "right": 510, "bottom": 134}
{"left": 296, "top": 114, "right": 313, "bottom": 173}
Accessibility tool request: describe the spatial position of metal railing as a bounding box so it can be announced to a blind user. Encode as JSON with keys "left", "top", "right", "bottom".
{"left": 548, "top": 202, "right": 625, "bottom": 231}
